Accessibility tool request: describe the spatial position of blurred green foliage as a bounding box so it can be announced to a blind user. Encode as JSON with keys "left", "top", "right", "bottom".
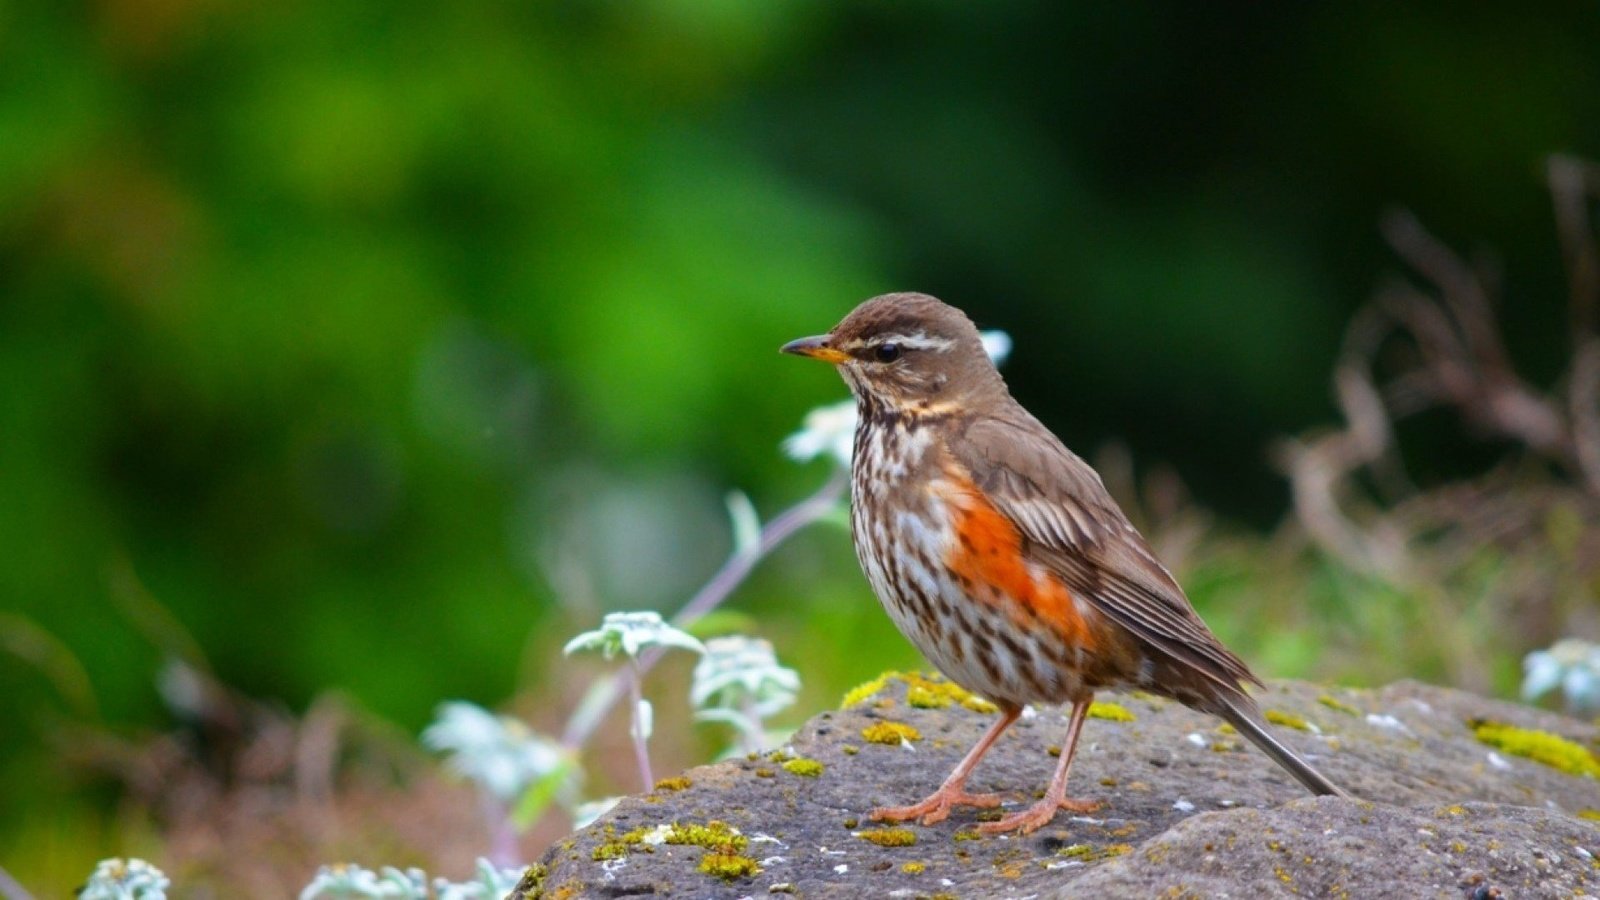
{"left": 2, "top": 0, "right": 1598, "bottom": 886}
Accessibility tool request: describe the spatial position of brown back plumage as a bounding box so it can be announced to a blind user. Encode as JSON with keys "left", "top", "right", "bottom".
{"left": 948, "top": 409, "right": 1263, "bottom": 705}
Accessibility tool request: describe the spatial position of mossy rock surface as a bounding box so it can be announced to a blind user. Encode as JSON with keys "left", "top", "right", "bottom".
{"left": 516, "top": 677, "right": 1600, "bottom": 898}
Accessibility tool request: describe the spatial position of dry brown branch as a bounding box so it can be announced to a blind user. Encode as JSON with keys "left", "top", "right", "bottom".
{"left": 1377, "top": 212, "right": 1571, "bottom": 458}
{"left": 1277, "top": 156, "right": 1600, "bottom": 685}
{"left": 1572, "top": 340, "right": 1600, "bottom": 493}
{"left": 1093, "top": 442, "right": 1210, "bottom": 574}
{"left": 1549, "top": 155, "right": 1600, "bottom": 340}
{"left": 1274, "top": 355, "right": 1405, "bottom": 579}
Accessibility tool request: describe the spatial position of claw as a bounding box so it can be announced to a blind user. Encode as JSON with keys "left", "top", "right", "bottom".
{"left": 871, "top": 787, "right": 1004, "bottom": 826}
{"left": 977, "top": 796, "right": 1103, "bottom": 835}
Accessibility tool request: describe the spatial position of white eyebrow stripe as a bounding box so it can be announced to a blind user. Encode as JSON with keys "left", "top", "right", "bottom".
{"left": 881, "top": 332, "right": 955, "bottom": 352}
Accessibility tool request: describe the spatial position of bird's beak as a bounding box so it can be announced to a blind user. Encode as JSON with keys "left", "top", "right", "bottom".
{"left": 780, "top": 335, "right": 849, "bottom": 364}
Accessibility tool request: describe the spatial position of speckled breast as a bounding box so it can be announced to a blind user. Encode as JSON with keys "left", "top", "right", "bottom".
{"left": 848, "top": 411, "right": 1101, "bottom": 708}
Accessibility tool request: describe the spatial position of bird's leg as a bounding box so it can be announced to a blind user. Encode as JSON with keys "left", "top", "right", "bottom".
{"left": 980, "top": 695, "right": 1102, "bottom": 835}
{"left": 870, "top": 704, "right": 1020, "bottom": 826}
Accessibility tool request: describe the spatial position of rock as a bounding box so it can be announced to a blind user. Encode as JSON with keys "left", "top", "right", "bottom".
{"left": 516, "top": 674, "right": 1600, "bottom": 898}
{"left": 1066, "top": 800, "right": 1594, "bottom": 898}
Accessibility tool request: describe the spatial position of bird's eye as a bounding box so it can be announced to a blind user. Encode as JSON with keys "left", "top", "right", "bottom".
{"left": 875, "top": 342, "right": 901, "bottom": 363}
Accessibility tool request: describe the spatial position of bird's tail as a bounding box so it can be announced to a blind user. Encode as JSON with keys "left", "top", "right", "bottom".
{"left": 1213, "top": 694, "right": 1351, "bottom": 799}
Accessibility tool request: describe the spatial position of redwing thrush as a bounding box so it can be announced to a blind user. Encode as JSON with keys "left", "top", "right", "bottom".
{"left": 782, "top": 292, "right": 1349, "bottom": 835}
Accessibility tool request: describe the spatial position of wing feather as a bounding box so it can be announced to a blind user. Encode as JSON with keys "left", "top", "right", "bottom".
{"left": 951, "top": 410, "right": 1260, "bottom": 692}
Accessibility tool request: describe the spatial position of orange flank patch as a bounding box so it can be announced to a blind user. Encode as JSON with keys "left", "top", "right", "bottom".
{"left": 942, "top": 477, "right": 1095, "bottom": 649}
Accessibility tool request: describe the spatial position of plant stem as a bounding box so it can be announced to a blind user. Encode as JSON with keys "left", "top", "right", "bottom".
{"left": 0, "top": 865, "right": 35, "bottom": 900}
{"left": 739, "top": 694, "right": 765, "bottom": 754}
{"left": 482, "top": 795, "right": 519, "bottom": 868}
{"left": 626, "top": 661, "right": 653, "bottom": 789}
{"left": 561, "top": 468, "right": 847, "bottom": 750}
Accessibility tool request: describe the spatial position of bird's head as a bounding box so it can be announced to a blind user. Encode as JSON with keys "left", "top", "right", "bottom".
{"left": 782, "top": 292, "right": 1005, "bottom": 412}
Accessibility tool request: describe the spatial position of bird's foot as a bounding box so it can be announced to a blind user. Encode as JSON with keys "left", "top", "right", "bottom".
{"left": 870, "top": 785, "right": 1004, "bottom": 827}
{"left": 977, "top": 795, "right": 1102, "bottom": 835}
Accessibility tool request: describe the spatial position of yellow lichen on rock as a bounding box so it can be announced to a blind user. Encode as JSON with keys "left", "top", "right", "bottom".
{"left": 1265, "top": 709, "right": 1312, "bottom": 732}
{"left": 862, "top": 721, "right": 923, "bottom": 744}
{"left": 1088, "top": 702, "right": 1136, "bottom": 722}
{"left": 842, "top": 670, "right": 998, "bottom": 713}
{"left": 842, "top": 674, "right": 893, "bottom": 709}
{"left": 653, "top": 776, "right": 691, "bottom": 792}
{"left": 1318, "top": 694, "right": 1362, "bottom": 716}
{"left": 1469, "top": 719, "right": 1600, "bottom": 777}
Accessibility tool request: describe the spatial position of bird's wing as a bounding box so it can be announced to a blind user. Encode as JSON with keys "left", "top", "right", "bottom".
{"left": 949, "top": 410, "right": 1261, "bottom": 693}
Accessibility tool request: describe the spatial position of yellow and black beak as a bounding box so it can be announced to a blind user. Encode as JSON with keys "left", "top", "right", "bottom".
{"left": 780, "top": 335, "right": 849, "bottom": 364}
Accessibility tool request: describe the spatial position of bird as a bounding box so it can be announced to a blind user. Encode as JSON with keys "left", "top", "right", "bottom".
{"left": 781, "top": 292, "right": 1349, "bottom": 835}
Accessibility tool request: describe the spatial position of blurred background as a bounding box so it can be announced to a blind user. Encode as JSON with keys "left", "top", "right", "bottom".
{"left": 3, "top": 0, "right": 1599, "bottom": 894}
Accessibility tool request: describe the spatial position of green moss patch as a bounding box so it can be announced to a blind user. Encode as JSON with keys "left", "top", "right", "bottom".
{"left": 591, "top": 842, "right": 628, "bottom": 861}
{"left": 664, "top": 821, "right": 748, "bottom": 854}
{"left": 698, "top": 853, "right": 761, "bottom": 881}
{"left": 1470, "top": 719, "right": 1600, "bottom": 777}
{"left": 1056, "top": 843, "right": 1133, "bottom": 862}
{"left": 856, "top": 827, "right": 917, "bottom": 847}
{"left": 589, "top": 825, "right": 658, "bottom": 861}
{"left": 781, "top": 757, "right": 824, "bottom": 777}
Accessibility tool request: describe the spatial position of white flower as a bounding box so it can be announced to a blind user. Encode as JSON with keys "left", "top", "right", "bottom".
{"left": 979, "top": 329, "right": 1012, "bottom": 367}
{"left": 782, "top": 399, "right": 856, "bottom": 468}
{"left": 299, "top": 864, "right": 385, "bottom": 900}
{"left": 632, "top": 698, "right": 654, "bottom": 742}
{"left": 783, "top": 330, "right": 1014, "bottom": 468}
{"left": 691, "top": 636, "right": 801, "bottom": 721}
{"left": 298, "top": 861, "right": 524, "bottom": 900}
{"left": 422, "top": 702, "right": 571, "bottom": 804}
{"left": 725, "top": 490, "right": 762, "bottom": 558}
{"left": 1522, "top": 638, "right": 1600, "bottom": 713}
{"left": 79, "top": 859, "right": 171, "bottom": 900}
{"left": 563, "top": 611, "right": 705, "bottom": 661}
{"left": 432, "top": 859, "right": 525, "bottom": 900}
